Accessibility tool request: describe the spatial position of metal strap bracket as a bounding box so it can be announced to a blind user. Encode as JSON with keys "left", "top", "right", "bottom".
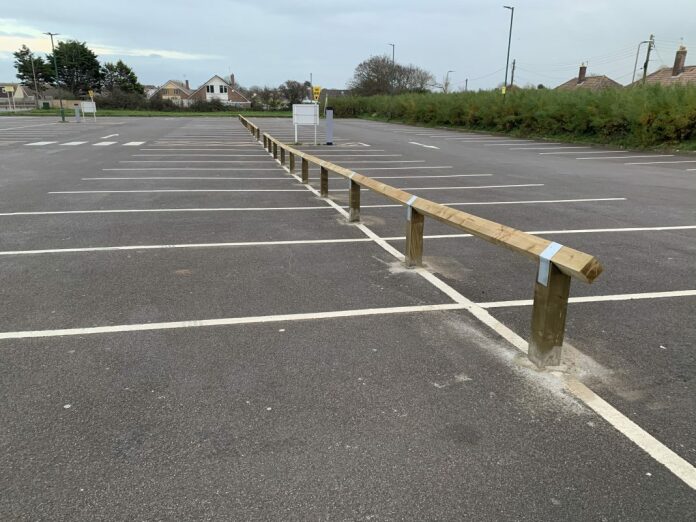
{"left": 537, "top": 242, "right": 563, "bottom": 286}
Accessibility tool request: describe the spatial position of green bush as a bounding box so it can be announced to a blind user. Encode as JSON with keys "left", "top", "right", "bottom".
{"left": 330, "top": 85, "right": 696, "bottom": 149}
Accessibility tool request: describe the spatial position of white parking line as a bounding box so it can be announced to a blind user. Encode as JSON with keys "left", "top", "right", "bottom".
{"left": 101, "top": 134, "right": 119, "bottom": 139}
{"left": 102, "top": 168, "right": 280, "bottom": 171}
{"left": 623, "top": 159, "right": 696, "bottom": 165}
{"left": 360, "top": 197, "right": 627, "bottom": 208}
{"left": 93, "top": 141, "right": 117, "bottom": 146}
{"left": 83, "top": 177, "right": 287, "bottom": 181}
{"left": 50, "top": 189, "right": 310, "bottom": 194}
{"left": 409, "top": 142, "right": 440, "bottom": 149}
{"left": 0, "top": 303, "right": 467, "bottom": 340}
{"left": 539, "top": 150, "right": 626, "bottom": 155}
{"left": 484, "top": 142, "right": 560, "bottom": 147}
{"left": 510, "top": 146, "right": 590, "bottom": 151}
{"left": 393, "top": 184, "right": 543, "bottom": 191}
{"left": 372, "top": 174, "right": 493, "bottom": 179}
{"left": 577, "top": 155, "right": 675, "bottom": 161}
{"left": 478, "top": 290, "right": 696, "bottom": 309}
{"left": 349, "top": 166, "right": 453, "bottom": 171}
{"left": 25, "top": 141, "right": 57, "bottom": 146}
{"left": 123, "top": 141, "right": 146, "bottom": 146}
{"left": 60, "top": 142, "right": 88, "bottom": 146}
{"left": 0, "top": 207, "right": 334, "bottom": 217}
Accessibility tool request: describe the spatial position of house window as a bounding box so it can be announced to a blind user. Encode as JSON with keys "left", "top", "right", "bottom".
{"left": 206, "top": 85, "right": 215, "bottom": 93}
{"left": 219, "top": 85, "right": 228, "bottom": 94}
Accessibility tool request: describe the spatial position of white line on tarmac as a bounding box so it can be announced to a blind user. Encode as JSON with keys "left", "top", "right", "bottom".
{"left": 271, "top": 147, "right": 696, "bottom": 490}
{"left": 371, "top": 174, "right": 493, "bottom": 179}
{"left": 510, "top": 146, "right": 590, "bottom": 150}
{"left": 60, "top": 142, "right": 87, "bottom": 146}
{"left": 0, "top": 198, "right": 627, "bottom": 217}
{"left": 539, "top": 150, "right": 626, "bottom": 155}
{"left": 26, "top": 141, "right": 57, "bottom": 146}
{"left": 348, "top": 166, "right": 453, "bottom": 170}
{"left": 409, "top": 142, "right": 440, "bottom": 149}
{"left": 101, "top": 133, "right": 119, "bottom": 139}
{"left": 478, "top": 290, "right": 696, "bottom": 308}
{"left": 577, "top": 155, "right": 675, "bottom": 161}
{"left": 102, "top": 168, "right": 280, "bottom": 171}
{"left": 484, "top": 142, "right": 559, "bottom": 147}
{"left": 391, "top": 184, "right": 543, "bottom": 191}
{"left": 0, "top": 303, "right": 467, "bottom": 340}
{"left": 623, "top": 159, "right": 696, "bottom": 165}
{"left": 0, "top": 122, "right": 59, "bottom": 131}
{"left": 83, "top": 177, "right": 288, "bottom": 181}
{"left": 123, "top": 142, "right": 145, "bottom": 146}
{"left": 119, "top": 160, "right": 284, "bottom": 164}
{"left": 139, "top": 148, "right": 258, "bottom": 151}
{"left": 50, "top": 189, "right": 309, "bottom": 194}
{"left": 132, "top": 154, "right": 270, "bottom": 157}
{"left": 0, "top": 207, "right": 333, "bottom": 217}
{"left": 93, "top": 141, "right": 117, "bottom": 146}
{"left": 0, "top": 237, "right": 376, "bottom": 256}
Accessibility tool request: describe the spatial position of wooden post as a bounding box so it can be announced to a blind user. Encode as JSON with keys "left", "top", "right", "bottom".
{"left": 528, "top": 263, "right": 572, "bottom": 368}
{"left": 273, "top": 142, "right": 278, "bottom": 159}
{"left": 263, "top": 136, "right": 267, "bottom": 148}
{"left": 349, "top": 179, "right": 360, "bottom": 222}
{"left": 280, "top": 147, "right": 286, "bottom": 165}
{"left": 301, "top": 158, "right": 309, "bottom": 184}
{"left": 289, "top": 153, "right": 295, "bottom": 173}
{"left": 256, "top": 128, "right": 260, "bottom": 140}
{"left": 405, "top": 206, "right": 425, "bottom": 267}
{"left": 320, "top": 166, "right": 329, "bottom": 197}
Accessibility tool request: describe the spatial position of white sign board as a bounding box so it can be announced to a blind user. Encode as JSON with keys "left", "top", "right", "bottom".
{"left": 292, "top": 104, "right": 318, "bottom": 126}
{"left": 292, "top": 103, "right": 319, "bottom": 144}
{"left": 81, "top": 101, "right": 97, "bottom": 113}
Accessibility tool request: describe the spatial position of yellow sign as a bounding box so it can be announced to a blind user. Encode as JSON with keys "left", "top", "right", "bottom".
{"left": 88, "top": 90, "right": 94, "bottom": 98}
{"left": 312, "top": 86, "right": 322, "bottom": 101}
{"left": 4, "top": 86, "right": 15, "bottom": 93}
{"left": 501, "top": 86, "right": 506, "bottom": 95}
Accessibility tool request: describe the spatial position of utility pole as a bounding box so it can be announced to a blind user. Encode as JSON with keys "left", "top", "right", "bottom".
{"left": 29, "top": 52, "right": 40, "bottom": 109}
{"left": 510, "top": 59, "right": 516, "bottom": 88}
{"left": 503, "top": 5, "right": 515, "bottom": 95}
{"left": 632, "top": 39, "right": 650, "bottom": 84}
{"left": 465, "top": 78, "right": 468, "bottom": 91}
{"left": 642, "top": 34, "right": 655, "bottom": 85}
{"left": 388, "top": 43, "right": 395, "bottom": 94}
{"left": 444, "top": 70, "right": 454, "bottom": 93}
{"left": 44, "top": 32, "right": 65, "bottom": 122}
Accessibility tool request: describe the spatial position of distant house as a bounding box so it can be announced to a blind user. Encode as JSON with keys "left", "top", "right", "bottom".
{"left": 149, "top": 75, "right": 251, "bottom": 108}
{"left": 187, "top": 75, "right": 251, "bottom": 108}
{"left": 631, "top": 46, "right": 696, "bottom": 87}
{"left": 556, "top": 65, "right": 622, "bottom": 91}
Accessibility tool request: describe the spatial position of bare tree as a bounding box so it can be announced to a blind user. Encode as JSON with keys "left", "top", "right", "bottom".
{"left": 349, "top": 55, "right": 435, "bottom": 96}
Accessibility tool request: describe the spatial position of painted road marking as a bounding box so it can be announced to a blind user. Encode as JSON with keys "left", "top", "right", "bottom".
{"left": 101, "top": 133, "right": 119, "bottom": 139}
{"left": 0, "top": 198, "right": 627, "bottom": 217}
{"left": 93, "top": 141, "right": 117, "bottom": 146}
{"left": 50, "top": 189, "right": 311, "bottom": 194}
{"left": 0, "top": 122, "right": 59, "bottom": 131}
{"left": 60, "top": 141, "right": 88, "bottom": 146}
{"left": 539, "top": 150, "right": 627, "bottom": 155}
{"left": 83, "top": 177, "right": 289, "bottom": 181}
{"left": 346, "top": 166, "right": 453, "bottom": 171}
{"left": 102, "top": 168, "right": 280, "bottom": 171}
{"left": 26, "top": 141, "right": 57, "bottom": 146}
{"left": 510, "top": 146, "right": 590, "bottom": 150}
{"left": 624, "top": 159, "right": 696, "bottom": 165}
{"left": 0, "top": 303, "right": 467, "bottom": 340}
{"left": 133, "top": 154, "right": 272, "bottom": 157}
{"left": 409, "top": 142, "right": 440, "bottom": 149}
{"left": 371, "top": 174, "right": 493, "bottom": 179}
{"left": 478, "top": 290, "right": 696, "bottom": 308}
{"left": 576, "top": 155, "right": 674, "bottom": 161}
{"left": 123, "top": 141, "right": 145, "bottom": 146}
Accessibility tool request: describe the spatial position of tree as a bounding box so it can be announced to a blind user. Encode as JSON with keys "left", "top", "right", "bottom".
{"left": 46, "top": 40, "right": 101, "bottom": 96}
{"left": 13, "top": 45, "right": 54, "bottom": 95}
{"left": 101, "top": 60, "right": 144, "bottom": 94}
{"left": 278, "top": 80, "right": 311, "bottom": 105}
{"left": 349, "top": 55, "right": 435, "bottom": 96}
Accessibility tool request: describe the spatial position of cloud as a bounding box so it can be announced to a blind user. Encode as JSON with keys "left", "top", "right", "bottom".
{"left": 91, "top": 44, "right": 223, "bottom": 61}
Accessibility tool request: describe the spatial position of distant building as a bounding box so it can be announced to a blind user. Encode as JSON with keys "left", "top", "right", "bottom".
{"left": 555, "top": 65, "right": 622, "bottom": 91}
{"left": 149, "top": 75, "right": 251, "bottom": 108}
{"left": 631, "top": 46, "right": 696, "bottom": 87}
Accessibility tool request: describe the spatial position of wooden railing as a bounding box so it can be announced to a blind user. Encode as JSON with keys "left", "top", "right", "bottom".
{"left": 239, "top": 115, "right": 603, "bottom": 368}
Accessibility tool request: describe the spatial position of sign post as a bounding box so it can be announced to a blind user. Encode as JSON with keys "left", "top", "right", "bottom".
{"left": 80, "top": 100, "right": 97, "bottom": 122}
{"left": 292, "top": 103, "right": 319, "bottom": 145}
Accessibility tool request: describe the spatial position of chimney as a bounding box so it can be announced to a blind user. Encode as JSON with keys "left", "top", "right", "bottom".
{"left": 230, "top": 74, "right": 235, "bottom": 88}
{"left": 185, "top": 79, "right": 190, "bottom": 90}
{"left": 672, "top": 46, "right": 687, "bottom": 76}
{"left": 577, "top": 64, "right": 587, "bottom": 84}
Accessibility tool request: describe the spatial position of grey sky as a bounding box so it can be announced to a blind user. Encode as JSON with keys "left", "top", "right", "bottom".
{"left": 1, "top": 0, "right": 694, "bottom": 90}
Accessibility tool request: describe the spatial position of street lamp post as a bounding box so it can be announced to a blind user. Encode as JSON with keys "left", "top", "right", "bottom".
{"left": 445, "top": 70, "right": 455, "bottom": 93}
{"left": 503, "top": 5, "right": 515, "bottom": 95}
{"left": 388, "top": 43, "right": 395, "bottom": 93}
{"left": 44, "top": 32, "right": 65, "bottom": 122}
{"left": 29, "top": 52, "right": 40, "bottom": 109}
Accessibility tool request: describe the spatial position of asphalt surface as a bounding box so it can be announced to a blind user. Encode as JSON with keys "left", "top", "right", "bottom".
{"left": 0, "top": 115, "right": 694, "bottom": 520}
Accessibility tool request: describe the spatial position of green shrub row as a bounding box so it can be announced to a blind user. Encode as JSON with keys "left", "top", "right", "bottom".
{"left": 330, "top": 85, "right": 696, "bottom": 149}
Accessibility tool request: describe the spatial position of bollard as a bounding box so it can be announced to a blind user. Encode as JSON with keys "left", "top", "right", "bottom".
{"left": 325, "top": 107, "right": 334, "bottom": 145}
{"left": 301, "top": 158, "right": 309, "bottom": 184}
{"left": 348, "top": 179, "right": 360, "bottom": 222}
{"left": 405, "top": 204, "right": 424, "bottom": 267}
{"left": 74, "top": 104, "right": 81, "bottom": 123}
{"left": 320, "top": 166, "right": 329, "bottom": 197}
{"left": 528, "top": 261, "right": 572, "bottom": 368}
